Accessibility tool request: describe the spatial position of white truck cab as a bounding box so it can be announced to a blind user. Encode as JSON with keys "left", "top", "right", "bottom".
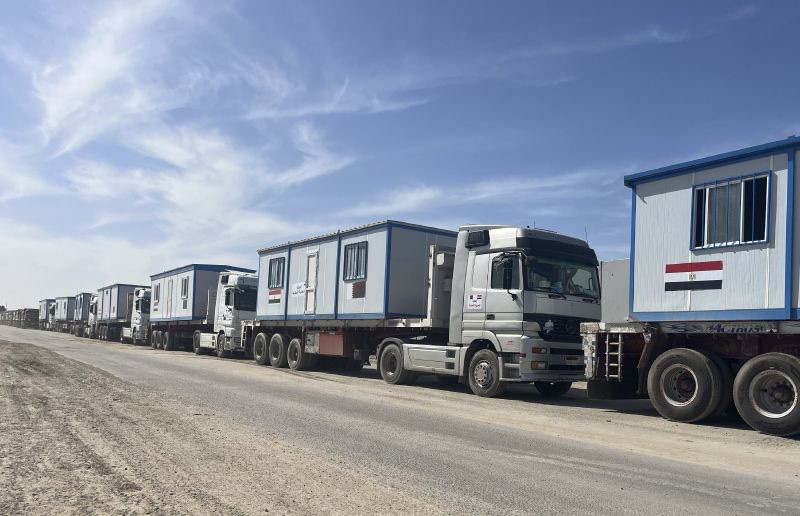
{"left": 194, "top": 272, "right": 258, "bottom": 356}
{"left": 122, "top": 287, "right": 151, "bottom": 344}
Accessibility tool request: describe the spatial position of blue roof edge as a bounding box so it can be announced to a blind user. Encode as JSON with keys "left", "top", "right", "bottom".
{"left": 624, "top": 136, "right": 800, "bottom": 188}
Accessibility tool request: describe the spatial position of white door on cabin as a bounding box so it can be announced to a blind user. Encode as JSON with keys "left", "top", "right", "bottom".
{"left": 167, "top": 279, "right": 174, "bottom": 318}
{"left": 305, "top": 253, "right": 318, "bottom": 314}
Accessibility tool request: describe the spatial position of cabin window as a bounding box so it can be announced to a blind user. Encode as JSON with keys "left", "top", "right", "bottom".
{"left": 692, "top": 174, "right": 769, "bottom": 248}
{"left": 153, "top": 284, "right": 160, "bottom": 308}
{"left": 181, "top": 277, "right": 189, "bottom": 309}
{"left": 268, "top": 257, "right": 285, "bottom": 289}
{"left": 343, "top": 241, "right": 368, "bottom": 281}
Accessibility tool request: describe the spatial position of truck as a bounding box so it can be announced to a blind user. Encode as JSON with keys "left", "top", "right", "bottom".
{"left": 38, "top": 299, "right": 55, "bottom": 330}
{"left": 72, "top": 293, "right": 94, "bottom": 336}
{"left": 95, "top": 284, "right": 147, "bottom": 341}
{"left": 148, "top": 264, "right": 256, "bottom": 351}
{"left": 53, "top": 296, "right": 76, "bottom": 333}
{"left": 581, "top": 136, "right": 800, "bottom": 436}
{"left": 120, "top": 287, "right": 151, "bottom": 344}
{"left": 0, "top": 308, "right": 38, "bottom": 328}
{"left": 201, "top": 220, "right": 600, "bottom": 397}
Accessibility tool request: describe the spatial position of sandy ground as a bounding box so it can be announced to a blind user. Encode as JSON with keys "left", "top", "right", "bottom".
{"left": 1, "top": 327, "right": 800, "bottom": 515}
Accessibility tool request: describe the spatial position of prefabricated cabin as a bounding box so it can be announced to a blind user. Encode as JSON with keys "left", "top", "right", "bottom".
{"left": 256, "top": 220, "right": 457, "bottom": 324}
{"left": 97, "top": 284, "right": 146, "bottom": 322}
{"left": 625, "top": 136, "right": 800, "bottom": 321}
{"left": 150, "top": 264, "right": 256, "bottom": 323}
{"left": 54, "top": 296, "right": 76, "bottom": 321}
{"left": 38, "top": 299, "right": 54, "bottom": 322}
{"left": 74, "top": 293, "right": 93, "bottom": 321}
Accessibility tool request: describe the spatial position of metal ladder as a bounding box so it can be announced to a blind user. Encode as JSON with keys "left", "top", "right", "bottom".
{"left": 605, "top": 333, "right": 623, "bottom": 381}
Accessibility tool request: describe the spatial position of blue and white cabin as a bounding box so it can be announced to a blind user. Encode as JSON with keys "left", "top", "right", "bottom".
{"left": 97, "top": 284, "right": 146, "bottom": 322}
{"left": 625, "top": 136, "right": 800, "bottom": 321}
{"left": 150, "top": 264, "right": 255, "bottom": 322}
{"left": 74, "top": 293, "right": 93, "bottom": 322}
{"left": 256, "top": 220, "right": 457, "bottom": 322}
{"left": 38, "top": 299, "right": 54, "bottom": 322}
{"left": 54, "top": 296, "right": 76, "bottom": 321}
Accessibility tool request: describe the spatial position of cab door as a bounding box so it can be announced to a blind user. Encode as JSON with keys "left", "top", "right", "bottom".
{"left": 484, "top": 253, "right": 524, "bottom": 335}
{"left": 462, "top": 252, "right": 488, "bottom": 340}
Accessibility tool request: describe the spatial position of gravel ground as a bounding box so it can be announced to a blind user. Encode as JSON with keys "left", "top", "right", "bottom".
{"left": 1, "top": 326, "right": 800, "bottom": 515}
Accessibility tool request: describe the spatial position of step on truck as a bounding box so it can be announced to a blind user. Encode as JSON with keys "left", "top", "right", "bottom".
{"left": 581, "top": 137, "right": 800, "bottom": 436}
{"left": 95, "top": 283, "right": 147, "bottom": 341}
{"left": 207, "top": 220, "right": 600, "bottom": 397}
{"left": 148, "top": 264, "right": 256, "bottom": 352}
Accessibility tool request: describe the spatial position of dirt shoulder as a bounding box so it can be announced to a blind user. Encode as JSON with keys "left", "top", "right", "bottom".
{"left": 0, "top": 341, "right": 447, "bottom": 515}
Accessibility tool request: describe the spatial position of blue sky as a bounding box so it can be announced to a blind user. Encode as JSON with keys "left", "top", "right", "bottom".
{"left": 1, "top": 0, "right": 798, "bottom": 307}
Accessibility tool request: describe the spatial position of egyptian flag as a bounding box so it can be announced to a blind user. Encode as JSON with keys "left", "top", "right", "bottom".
{"left": 664, "top": 261, "right": 723, "bottom": 291}
{"left": 268, "top": 289, "right": 282, "bottom": 304}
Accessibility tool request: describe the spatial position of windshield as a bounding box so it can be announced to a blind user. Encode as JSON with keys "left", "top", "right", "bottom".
{"left": 234, "top": 288, "right": 257, "bottom": 311}
{"left": 525, "top": 256, "right": 599, "bottom": 298}
{"left": 140, "top": 298, "right": 150, "bottom": 314}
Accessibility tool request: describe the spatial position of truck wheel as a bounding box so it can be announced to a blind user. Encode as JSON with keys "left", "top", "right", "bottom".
{"left": 192, "top": 331, "right": 205, "bottom": 355}
{"left": 163, "top": 331, "right": 174, "bottom": 351}
{"left": 269, "top": 333, "right": 289, "bottom": 368}
{"left": 253, "top": 333, "right": 269, "bottom": 365}
{"left": 216, "top": 332, "right": 231, "bottom": 359}
{"left": 647, "top": 348, "right": 722, "bottom": 423}
{"left": 468, "top": 349, "right": 506, "bottom": 397}
{"left": 150, "top": 331, "right": 159, "bottom": 349}
{"left": 700, "top": 350, "right": 733, "bottom": 420}
{"left": 287, "top": 338, "right": 314, "bottom": 371}
{"left": 534, "top": 381, "right": 572, "bottom": 397}
{"left": 157, "top": 331, "right": 165, "bottom": 350}
{"left": 379, "top": 343, "right": 415, "bottom": 385}
{"left": 733, "top": 353, "right": 800, "bottom": 436}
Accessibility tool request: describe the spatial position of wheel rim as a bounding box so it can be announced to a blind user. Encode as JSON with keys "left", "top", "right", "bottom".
{"left": 473, "top": 360, "right": 494, "bottom": 388}
{"left": 384, "top": 351, "right": 399, "bottom": 378}
{"left": 288, "top": 344, "right": 299, "bottom": 364}
{"left": 748, "top": 370, "right": 798, "bottom": 419}
{"left": 255, "top": 339, "right": 265, "bottom": 359}
{"left": 660, "top": 364, "right": 698, "bottom": 406}
{"left": 270, "top": 342, "right": 280, "bottom": 361}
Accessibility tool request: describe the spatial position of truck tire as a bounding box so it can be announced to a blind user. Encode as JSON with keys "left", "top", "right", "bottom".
{"left": 733, "top": 353, "right": 800, "bottom": 436}
{"left": 269, "top": 333, "right": 289, "bottom": 368}
{"left": 287, "top": 338, "right": 314, "bottom": 371}
{"left": 534, "top": 381, "right": 572, "bottom": 397}
{"left": 379, "top": 343, "right": 416, "bottom": 385}
{"left": 700, "top": 350, "right": 733, "bottom": 420}
{"left": 468, "top": 349, "right": 506, "bottom": 397}
{"left": 647, "top": 348, "right": 722, "bottom": 423}
{"left": 157, "top": 331, "right": 165, "bottom": 350}
{"left": 163, "top": 331, "right": 174, "bottom": 351}
{"left": 150, "top": 331, "right": 159, "bottom": 349}
{"left": 216, "top": 332, "right": 231, "bottom": 359}
{"left": 253, "top": 333, "right": 269, "bottom": 365}
{"left": 192, "top": 331, "right": 205, "bottom": 355}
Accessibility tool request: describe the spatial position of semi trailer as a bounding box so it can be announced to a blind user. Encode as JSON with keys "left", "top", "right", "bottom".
{"left": 148, "top": 264, "right": 256, "bottom": 351}
{"left": 95, "top": 284, "right": 147, "bottom": 341}
{"left": 0, "top": 308, "right": 38, "bottom": 328}
{"left": 581, "top": 137, "right": 800, "bottom": 436}
{"left": 38, "top": 299, "right": 54, "bottom": 330}
{"left": 53, "top": 296, "right": 76, "bottom": 333}
{"left": 192, "top": 220, "right": 599, "bottom": 397}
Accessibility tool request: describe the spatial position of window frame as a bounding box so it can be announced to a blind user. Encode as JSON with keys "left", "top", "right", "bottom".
{"left": 267, "top": 257, "right": 286, "bottom": 289}
{"left": 690, "top": 170, "right": 771, "bottom": 250}
{"left": 343, "top": 241, "right": 368, "bottom": 281}
{"left": 181, "top": 277, "right": 189, "bottom": 309}
{"left": 153, "top": 284, "right": 160, "bottom": 306}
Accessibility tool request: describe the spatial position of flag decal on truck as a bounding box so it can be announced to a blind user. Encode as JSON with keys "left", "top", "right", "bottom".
{"left": 664, "top": 261, "right": 723, "bottom": 291}
{"left": 268, "top": 289, "right": 282, "bottom": 304}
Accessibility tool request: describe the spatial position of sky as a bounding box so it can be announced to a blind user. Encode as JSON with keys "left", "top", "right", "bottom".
{"left": 1, "top": 0, "right": 799, "bottom": 307}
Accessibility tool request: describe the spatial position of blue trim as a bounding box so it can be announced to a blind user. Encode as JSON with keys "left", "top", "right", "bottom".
{"left": 628, "top": 186, "right": 636, "bottom": 316}
{"left": 624, "top": 136, "right": 800, "bottom": 187}
{"left": 689, "top": 170, "right": 772, "bottom": 251}
{"left": 150, "top": 264, "right": 255, "bottom": 280}
{"left": 786, "top": 149, "right": 795, "bottom": 319}
{"left": 383, "top": 225, "right": 392, "bottom": 315}
{"left": 149, "top": 316, "right": 198, "bottom": 322}
{"left": 335, "top": 312, "right": 386, "bottom": 320}
{"left": 284, "top": 247, "right": 292, "bottom": 320}
{"left": 633, "top": 308, "right": 787, "bottom": 322}
{"left": 286, "top": 314, "right": 336, "bottom": 320}
{"left": 97, "top": 283, "right": 147, "bottom": 290}
{"left": 334, "top": 233, "right": 342, "bottom": 318}
{"left": 256, "top": 315, "right": 286, "bottom": 321}
{"left": 386, "top": 312, "right": 427, "bottom": 318}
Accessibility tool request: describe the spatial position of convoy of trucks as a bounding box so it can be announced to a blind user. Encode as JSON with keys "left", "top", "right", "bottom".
{"left": 4, "top": 137, "right": 800, "bottom": 437}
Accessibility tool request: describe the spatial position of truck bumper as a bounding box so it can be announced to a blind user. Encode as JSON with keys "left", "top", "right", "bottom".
{"left": 507, "top": 335, "right": 585, "bottom": 382}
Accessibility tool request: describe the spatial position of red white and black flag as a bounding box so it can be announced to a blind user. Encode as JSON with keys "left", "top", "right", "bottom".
{"left": 664, "top": 261, "right": 723, "bottom": 291}
{"left": 268, "top": 289, "right": 282, "bottom": 304}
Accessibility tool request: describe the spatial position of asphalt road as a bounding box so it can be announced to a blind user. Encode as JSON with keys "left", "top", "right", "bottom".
{"left": 2, "top": 325, "right": 800, "bottom": 515}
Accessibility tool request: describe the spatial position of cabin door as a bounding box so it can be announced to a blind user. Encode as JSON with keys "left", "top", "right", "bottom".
{"left": 167, "top": 279, "right": 174, "bottom": 318}
{"left": 305, "top": 252, "right": 319, "bottom": 314}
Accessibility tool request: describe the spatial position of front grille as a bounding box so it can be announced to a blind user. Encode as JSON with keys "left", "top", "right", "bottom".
{"left": 548, "top": 364, "right": 584, "bottom": 371}
{"left": 524, "top": 314, "right": 594, "bottom": 343}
